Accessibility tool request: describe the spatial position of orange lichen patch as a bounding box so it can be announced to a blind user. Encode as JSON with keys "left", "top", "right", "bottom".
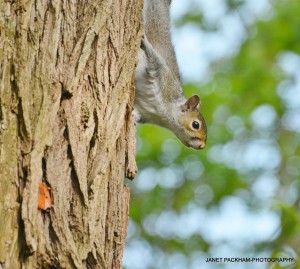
{"left": 38, "top": 182, "right": 52, "bottom": 211}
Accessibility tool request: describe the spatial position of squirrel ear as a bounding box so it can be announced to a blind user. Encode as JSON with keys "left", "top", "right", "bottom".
{"left": 182, "top": 95, "right": 201, "bottom": 112}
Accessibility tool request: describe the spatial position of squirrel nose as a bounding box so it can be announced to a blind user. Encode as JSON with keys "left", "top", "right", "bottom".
{"left": 198, "top": 141, "right": 206, "bottom": 149}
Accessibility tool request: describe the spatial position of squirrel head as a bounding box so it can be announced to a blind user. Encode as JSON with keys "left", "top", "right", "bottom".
{"left": 176, "top": 95, "right": 207, "bottom": 150}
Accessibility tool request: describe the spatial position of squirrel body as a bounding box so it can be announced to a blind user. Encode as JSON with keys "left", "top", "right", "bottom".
{"left": 134, "top": 0, "right": 207, "bottom": 150}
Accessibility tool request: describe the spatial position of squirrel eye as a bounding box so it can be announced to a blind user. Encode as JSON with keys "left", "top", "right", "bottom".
{"left": 192, "top": 121, "right": 200, "bottom": 130}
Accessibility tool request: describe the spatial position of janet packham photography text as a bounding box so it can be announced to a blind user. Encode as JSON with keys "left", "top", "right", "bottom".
{"left": 206, "top": 257, "right": 295, "bottom": 263}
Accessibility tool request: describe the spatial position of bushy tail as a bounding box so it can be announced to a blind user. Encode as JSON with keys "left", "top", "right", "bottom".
{"left": 143, "top": 0, "right": 181, "bottom": 81}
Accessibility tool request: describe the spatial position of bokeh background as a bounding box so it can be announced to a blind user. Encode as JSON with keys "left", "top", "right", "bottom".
{"left": 123, "top": 0, "right": 300, "bottom": 268}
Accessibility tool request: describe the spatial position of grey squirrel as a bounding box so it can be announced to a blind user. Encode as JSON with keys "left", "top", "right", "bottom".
{"left": 134, "top": 0, "right": 207, "bottom": 150}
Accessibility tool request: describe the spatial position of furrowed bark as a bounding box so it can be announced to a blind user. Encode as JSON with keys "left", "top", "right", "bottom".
{"left": 0, "top": 0, "right": 142, "bottom": 268}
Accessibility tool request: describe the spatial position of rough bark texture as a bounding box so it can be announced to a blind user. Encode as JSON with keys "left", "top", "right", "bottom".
{"left": 0, "top": 0, "right": 142, "bottom": 268}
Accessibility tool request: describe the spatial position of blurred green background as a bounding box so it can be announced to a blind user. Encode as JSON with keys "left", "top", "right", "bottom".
{"left": 124, "top": 0, "right": 300, "bottom": 268}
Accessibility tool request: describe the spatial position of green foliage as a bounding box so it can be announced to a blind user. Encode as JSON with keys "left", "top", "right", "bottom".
{"left": 124, "top": 0, "right": 300, "bottom": 268}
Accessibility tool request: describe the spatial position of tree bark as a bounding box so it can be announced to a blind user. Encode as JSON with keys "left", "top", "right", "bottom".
{"left": 0, "top": 0, "right": 142, "bottom": 268}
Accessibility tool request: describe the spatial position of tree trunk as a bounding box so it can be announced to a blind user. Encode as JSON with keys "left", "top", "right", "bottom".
{"left": 0, "top": 0, "right": 142, "bottom": 268}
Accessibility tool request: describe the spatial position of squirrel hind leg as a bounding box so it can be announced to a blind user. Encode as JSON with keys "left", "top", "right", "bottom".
{"left": 140, "top": 35, "right": 153, "bottom": 55}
